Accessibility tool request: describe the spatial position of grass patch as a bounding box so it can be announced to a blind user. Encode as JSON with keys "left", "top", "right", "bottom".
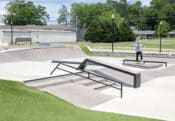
{"left": 80, "top": 46, "right": 126, "bottom": 58}
{"left": 62, "top": 38, "right": 175, "bottom": 52}
{"left": 0, "top": 80, "right": 161, "bottom": 121}
{"left": 80, "top": 46, "right": 94, "bottom": 56}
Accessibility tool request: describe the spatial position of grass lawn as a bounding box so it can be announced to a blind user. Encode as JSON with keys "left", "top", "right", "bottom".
{"left": 0, "top": 80, "right": 161, "bottom": 121}
{"left": 62, "top": 38, "right": 175, "bottom": 52}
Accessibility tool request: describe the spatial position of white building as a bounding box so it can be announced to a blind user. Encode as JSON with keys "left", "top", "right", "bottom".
{"left": 0, "top": 25, "right": 76, "bottom": 44}
{"left": 133, "top": 30, "right": 156, "bottom": 39}
{"left": 0, "top": 14, "right": 4, "bottom": 25}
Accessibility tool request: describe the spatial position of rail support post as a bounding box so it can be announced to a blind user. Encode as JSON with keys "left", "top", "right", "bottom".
{"left": 134, "top": 73, "right": 141, "bottom": 88}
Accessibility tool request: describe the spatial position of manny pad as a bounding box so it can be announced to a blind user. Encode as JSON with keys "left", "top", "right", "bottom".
{"left": 123, "top": 59, "right": 167, "bottom": 69}
{"left": 0, "top": 46, "right": 175, "bottom": 120}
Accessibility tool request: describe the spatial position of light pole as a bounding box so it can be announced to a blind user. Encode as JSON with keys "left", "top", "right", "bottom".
{"left": 10, "top": 20, "right": 13, "bottom": 45}
{"left": 159, "top": 21, "right": 162, "bottom": 53}
{"left": 76, "top": 16, "right": 78, "bottom": 41}
{"left": 112, "top": 14, "right": 115, "bottom": 52}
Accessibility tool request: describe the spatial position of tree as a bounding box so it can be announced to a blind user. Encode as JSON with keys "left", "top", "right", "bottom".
{"left": 85, "top": 12, "right": 135, "bottom": 42}
{"left": 84, "top": 18, "right": 105, "bottom": 42}
{"left": 157, "top": 21, "right": 170, "bottom": 37}
{"left": 141, "top": 0, "right": 175, "bottom": 30}
{"left": 57, "top": 5, "right": 69, "bottom": 25}
{"left": 161, "top": 4, "right": 175, "bottom": 29}
{"left": 128, "top": 1, "right": 142, "bottom": 29}
{"left": 71, "top": 2, "right": 113, "bottom": 29}
{"left": 118, "top": 21, "right": 136, "bottom": 42}
{"left": 107, "top": 0, "right": 175, "bottom": 30}
{"left": 107, "top": 0, "right": 129, "bottom": 20}
{"left": 4, "top": 0, "right": 49, "bottom": 25}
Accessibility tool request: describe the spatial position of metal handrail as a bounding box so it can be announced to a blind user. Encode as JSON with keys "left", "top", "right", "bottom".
{"left": 79, "top": 58, "right": 141, "bottom": 88}
{"left": 50, "top": 60, "right": 124, "bottom": 98}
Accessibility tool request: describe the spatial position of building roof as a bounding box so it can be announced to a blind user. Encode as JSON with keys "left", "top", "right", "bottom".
{"left": 0, "top": 25, "right": 75, "bottom": 31}
{"left": 133, "top": 30, "right": 156, "bottom": 35}
{"left": 169, "top": 31, "right": 175, "bottom": 35}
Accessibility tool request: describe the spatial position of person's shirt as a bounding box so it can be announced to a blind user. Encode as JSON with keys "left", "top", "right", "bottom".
{"left": 135, "top": 43, "right": 142, "bottom": 52}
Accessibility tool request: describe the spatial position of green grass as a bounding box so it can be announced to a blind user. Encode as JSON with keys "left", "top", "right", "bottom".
{"left": 62, "top": 38, "right": 175, "bottom": 52}
{"left": 80, "top": 46, "right": 126, "bottom": 58}
{"left": 0, "top": 80, "right": 161, "bottom": 121}
{"left": 138, "top": 39, "right": 175, "bottom": 49}
{"left": 80, "top": 46, "right": 94, "bottom": 56}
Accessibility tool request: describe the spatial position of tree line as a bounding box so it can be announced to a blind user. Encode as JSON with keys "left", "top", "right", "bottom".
{"left": 4, "top": 0, "right": 49, "bottom": 25}
{"left": 72, "top": 0, "right": 175, "bottom": 30}
{"left": 4, "top": 0, "right": 175, "bottom": 42}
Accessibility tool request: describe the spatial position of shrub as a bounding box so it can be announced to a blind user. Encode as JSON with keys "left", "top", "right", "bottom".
{"left": 85, "top": 12, "right": 136, "bottom": 42}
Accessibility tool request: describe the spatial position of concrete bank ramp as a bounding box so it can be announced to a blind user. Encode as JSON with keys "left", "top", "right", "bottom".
{"left": 25, "top": 75, "right": 116, "bottom": 108}
{"left": 0, "top": 46, "right": 86, "bottom": 63}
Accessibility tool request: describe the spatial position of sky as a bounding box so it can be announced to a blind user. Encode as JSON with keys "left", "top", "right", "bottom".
{"left": 0, "top": 0, "right": 151, "bottom": 24}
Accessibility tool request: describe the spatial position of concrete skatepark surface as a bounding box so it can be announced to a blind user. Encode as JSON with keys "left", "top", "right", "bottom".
{"left": 0, "top": 45, "right": 175, "bottom": 121}
{"left": 0, "top": 45, "right": 86, "bottom": 63}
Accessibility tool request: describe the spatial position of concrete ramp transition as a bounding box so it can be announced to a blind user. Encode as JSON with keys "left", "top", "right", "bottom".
{"left": 0, "top": 46, "right": 86, "bottom": 63}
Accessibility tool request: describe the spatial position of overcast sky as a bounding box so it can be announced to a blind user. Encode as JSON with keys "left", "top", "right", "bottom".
{"left": 0, "top": 0, "right": 151, "bottom": 24}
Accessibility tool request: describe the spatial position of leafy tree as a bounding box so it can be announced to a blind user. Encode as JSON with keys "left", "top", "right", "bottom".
{"left": 4, "top": 0, "right": 49, "bottom": 25}
{"left": 150, "top": 0, "right": 162, "bottom": 9}
{"left": 157, "top": 21, "right": 170, "bottom": 37}
{"left": 85, "top": 12, "right": 135, "bottom": 42}
{"left": 70, "top": 0, "right": 175, "bottom": 42}
{"left": 161, "top": 4, "right": 175, "bottom": 29}
{"left": 85, "top": 12, "right": 117, "bottom": 42}
{"left": 107, "top": 0, "right": 175, "bottom": 30}
{"left": 142, "top": 7, "right": 158, "bottom": 30}
{"left": 141, "top": 0, "right": 175, "bottom": 30}
{"left": 119, "top": 0, "right": 129, "bottom": 18}
{"left": 57, "top": 5, "right": 69, "bottom": 25}
{"left": 118, "top": 21, "right": 136, "bottom": 42}
{"left": 71, "top": 2, "right": 113, "bottom": 29}
{"left": 138, "top": 0, "right": 162, "bottom": 30}
{"left": 128, "top": 1, "right": 143, "bottom": 29}
{"left": 107, "top": 0, "right": 128, "bottom": 18}
{"left": 84, "top": 18, "right": 105, "bottom": 42}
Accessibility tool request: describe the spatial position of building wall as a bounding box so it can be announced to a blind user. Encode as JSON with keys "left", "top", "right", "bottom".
{"left": 1, "top": 30, "right": 76, "bottom": 43}
{"left": 0, "top": 15, "right": 4, "bottom": 25}
{"left": 0, "top": 31, "right": 3, "bottom": 41}
{"left": 137, "top": 34, "right": 155, "bottom": 39}
{"left": 169, "top": 34, "right": 175, "bottom": 38}
{"left": 31, "top": 31, "right": 76, "bottom": 43}
{"left": 2, "top": 31, "right": 31, "bottom": 43}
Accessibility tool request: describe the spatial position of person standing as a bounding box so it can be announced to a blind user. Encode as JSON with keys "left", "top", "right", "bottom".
{"left": 135, "top": 42, "right": 143, "bottom": 61}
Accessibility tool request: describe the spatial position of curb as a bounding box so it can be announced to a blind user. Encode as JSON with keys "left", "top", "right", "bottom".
{"left": 87, "top": 46, "right": 175, "bottom": 58}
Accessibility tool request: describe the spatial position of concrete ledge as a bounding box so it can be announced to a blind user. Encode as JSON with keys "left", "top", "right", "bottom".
{"left": 123, "top": 62, "right": 164, "bottom": 69}
{"left": 92, "top": 51, "right": 175, "bottom": 58}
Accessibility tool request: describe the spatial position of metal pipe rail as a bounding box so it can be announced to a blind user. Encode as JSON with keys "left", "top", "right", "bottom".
{"left": 50, "top": 61, "right": 81, "bottom": 75}
{"left": 50, "top": 60, "right": 123, "bottom": 98}
{"left": 79, "top": 58, "right": 141, "bottom": 88}
{"left": 57, "top": 67, "right": 123, "bottom": 98}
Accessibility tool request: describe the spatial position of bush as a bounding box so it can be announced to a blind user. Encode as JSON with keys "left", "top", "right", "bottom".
{"left": 85, "top": 18, "right": 111, "bottom": 42}
{"left": 118, "top": 22, "right": 136, "bottom": 42}
{"left": 85, "top": 13, "right": 135, "bottom": 42}
{"left": 156, "top": 21, "right": 171, "bottom": 37}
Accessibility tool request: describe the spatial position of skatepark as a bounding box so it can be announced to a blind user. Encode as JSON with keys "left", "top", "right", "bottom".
{"left": 0, "top": 45, "right": 175, "bottom": 121}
